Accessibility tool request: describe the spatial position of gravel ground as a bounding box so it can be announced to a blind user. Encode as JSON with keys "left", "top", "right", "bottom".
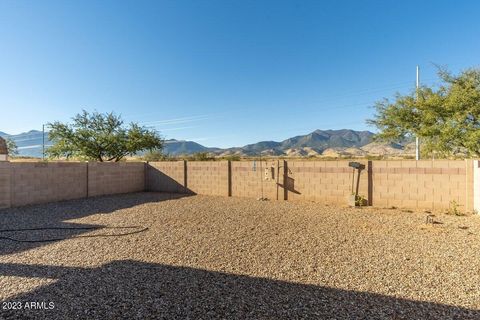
{"left": 0, "top": 192, "right": 480, "bottom": 319}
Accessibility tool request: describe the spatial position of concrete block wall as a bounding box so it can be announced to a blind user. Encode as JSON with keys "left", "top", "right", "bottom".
{"left": 0, "top": 159, "right": 475, "bottom": 212}
{"left": 370, "top": 160, "right": 469, "bottom": 211}
{"left": 0, "top": 162, "right": 12, "bottom": 208}
{"left": 287, "top": 161, "right": 369, "bottom": 204}
{"left": 88, "top": 162, "right": 145, "bottom": 197}
{"left": 0, "top": 162, "right": 146, "bottom": 209}
{"left": 10, "top": 162, "right": 88, "bottom": 207}
{"left": 231, "top": 161, "right": 281, "bottom": 200}
{"left": 187, "top": 161, "right": 229, "bottom": 196}
{"left": 147, "top": 160, "right": 475, "bottom": 211}
{"left": 146, "top": 161, "right": 186, "bottom": 193}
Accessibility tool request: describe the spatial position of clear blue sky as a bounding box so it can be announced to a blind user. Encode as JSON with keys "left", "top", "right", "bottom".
{"left": 0, "top": 0, "right": 479, "bottom": 148}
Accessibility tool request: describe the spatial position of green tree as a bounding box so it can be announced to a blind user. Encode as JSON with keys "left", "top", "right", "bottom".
{"left": 368, "top": 67, "right": 480, "bottom": 157}
{"left": 47, "top": 110, "right": 163, "bottom": 161}
{"left": 5, "top": 138, "right": 18, "bottom": 156}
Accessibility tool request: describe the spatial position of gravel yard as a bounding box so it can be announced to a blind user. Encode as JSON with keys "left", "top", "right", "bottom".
{"left": 0, "top": 192, "right": 480, "bottom": 319}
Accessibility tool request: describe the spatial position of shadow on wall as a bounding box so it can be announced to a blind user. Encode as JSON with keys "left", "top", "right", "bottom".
{"left": 0, "top": 260, "right": 478, "bottom": 319}
{"left": 146, "top": 164, "right": 196, "bottom": 195}
{"left": 284, "top": 176, "right": 301, "bottom": 195}
{"left": 0, "top": 192, "right": 190, "bottom": 256}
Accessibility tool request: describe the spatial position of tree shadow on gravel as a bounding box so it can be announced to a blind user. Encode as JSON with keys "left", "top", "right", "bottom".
{"left": 0, "top": 260, "right": 478, "bottom": 320}
{"left": 0, "top": 192, "right": 190, "bottom": 256}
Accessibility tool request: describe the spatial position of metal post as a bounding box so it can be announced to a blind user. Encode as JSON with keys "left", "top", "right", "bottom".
{"left": 227, "top": 160, "right": 232, "bottom": 197}
{"left": 415, "top": 65, "right": 420, "bottom": 160}
{"left": 42, "top": 124, "right": 45, "bottom": 161}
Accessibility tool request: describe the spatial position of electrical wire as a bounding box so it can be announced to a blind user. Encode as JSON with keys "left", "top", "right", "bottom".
{"left": 123, "top": 80, "right": 440, "bottom": 125}
{"left": 0, "top": 225, "right": 148, "bottom": 243}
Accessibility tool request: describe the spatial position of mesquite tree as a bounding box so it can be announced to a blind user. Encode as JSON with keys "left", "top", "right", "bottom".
{"left": 368, "top": 67, "right": 480, "bottom": 157}
{"left": 47, "top": 110, "right": 163, "bottom": 161}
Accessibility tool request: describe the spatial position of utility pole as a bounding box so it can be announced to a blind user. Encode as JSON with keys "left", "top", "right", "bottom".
{"left": 415, "top": 65, "right": 420, "bottom": 161}
{"left": 42, "top": 124, "right": 45, "bottom": 161}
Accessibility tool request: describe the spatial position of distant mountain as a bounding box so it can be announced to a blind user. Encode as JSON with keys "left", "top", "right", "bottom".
{"left": 281, "top": 129, "right": 373, "bottom": 149}
{"left": 218, "top": 129, "right": 375, "bottom": 156}
{"left": 0, "top": 128, "right": 410, "bottom": 158}
{"left": 0, "top": 132, "right": 218, "bottom": 158}
{"left": 0, "top": 130, "right": 50, "bottom": 158}
{"left": 224, "top": 141, "right": 281, "bottom": 156}
{"left": 163, "top": 139, "right": 221, "bottom": 155}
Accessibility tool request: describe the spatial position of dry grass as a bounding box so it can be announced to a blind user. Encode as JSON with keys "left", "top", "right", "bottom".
{"left": 0, "top": 192, "right": 480, "bottom": 319}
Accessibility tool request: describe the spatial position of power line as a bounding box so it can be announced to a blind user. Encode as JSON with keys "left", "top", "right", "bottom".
{"left": 416, "top": 66, "right": 420, "bottom": 161}
{"left": 122, "top": 79, "right": 439, "bottom": 125}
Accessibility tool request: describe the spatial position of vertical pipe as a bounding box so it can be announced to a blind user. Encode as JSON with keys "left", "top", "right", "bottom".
{"left": 416, "top": 65, "right": 420, "bottom": 89}
{"left": 415, "top": 66, "right": 420, "bottom": 161}
{"left": 415, "top": 137, "right": 420, "bottom": 160}
{"left": 42, "top": 124, "right": 45, "bottom": 161}
{"left": 227, "top": 160, "right": 232, "bottom": 197}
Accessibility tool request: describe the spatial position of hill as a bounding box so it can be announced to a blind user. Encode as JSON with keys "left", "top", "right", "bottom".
{"left": 0, "top": 128, "right": 411, "bottom": 158}
{"left": 0, "top": 130, "right": 50, "bottom": 158}
{"left": 163, "top": 139, "right": 221, "bottom": 155}
{"left": 217, "top": 129, "right": 375, "bottom": 156}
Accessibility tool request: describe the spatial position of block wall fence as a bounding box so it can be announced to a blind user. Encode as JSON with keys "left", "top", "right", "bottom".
{"left": 0, "top": 162, "right": 144, "bottom": 208}
{"left": 0, "top": 160, "right": 478, "bottom": 212}
{"left": 146, "top": 160, "right": 478, "bottom": 212}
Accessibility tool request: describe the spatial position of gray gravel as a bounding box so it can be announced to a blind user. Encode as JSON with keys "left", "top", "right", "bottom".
{"left": 0, "top": 192, "right": 480, "bottom": 319}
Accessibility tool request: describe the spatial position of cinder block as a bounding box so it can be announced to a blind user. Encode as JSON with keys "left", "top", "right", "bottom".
{"left": 401, "top": 161, "right": 416, "bottom": 168}
{"left": 387, "top": 199, "right": 403, "bottom": 208}
{"left": 448, "top": 161, "right": 465, "bottom": 169}
{"left": 372, "top": 199, "right": 388, "bottom": 207}
{"left": 432, "top": 160, "right": 450, "bottom": 168}
{"left": 416, "top": 161, "right": 433, "bottom": 168}
{"left": 401, "top": 199, "right": 418, "bottom": 208}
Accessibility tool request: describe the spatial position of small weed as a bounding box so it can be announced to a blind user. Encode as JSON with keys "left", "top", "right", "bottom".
{"left": 355, "top": 194, "right": 367, "bottom": 206}
{"left": 447, "top": 200, "right": 465, "bottom": 216}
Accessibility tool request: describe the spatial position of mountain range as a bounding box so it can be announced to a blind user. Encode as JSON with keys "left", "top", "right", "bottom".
{"left": 0, "top": 129, "right": 412, "bottom": 158}
{"left": 159, "top": 129, "right": 414, "bottom": 158}
{"left": 0, "top": 130, "right": 50, "bottom": 158}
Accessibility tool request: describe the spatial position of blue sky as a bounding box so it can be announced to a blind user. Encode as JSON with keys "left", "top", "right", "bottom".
{"left": 0, "top": 0, "right": 479, "bottom": 148}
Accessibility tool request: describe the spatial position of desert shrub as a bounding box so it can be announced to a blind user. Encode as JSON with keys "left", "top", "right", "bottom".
{"left": 221, "top": 155, "right": 241, "bottom": 161}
